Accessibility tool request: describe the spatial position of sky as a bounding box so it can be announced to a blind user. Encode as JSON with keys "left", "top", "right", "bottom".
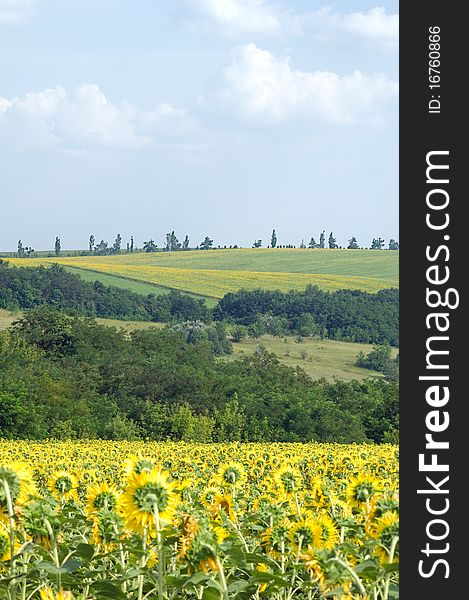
{"left": 0, "top": 0, "right": 398, "bottom": 251}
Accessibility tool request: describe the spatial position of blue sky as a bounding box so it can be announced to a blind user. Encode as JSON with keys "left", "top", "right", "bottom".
{"left": 0, "top": 0, "right": 398, "bottom": 251}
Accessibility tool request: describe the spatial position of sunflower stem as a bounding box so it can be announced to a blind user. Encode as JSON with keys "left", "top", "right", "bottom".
{"left": 328, "top": 557, "right": 366, "bottom": 596}
{"left": 2, "top": 479, "right": 17, "bottom": 600}
{"left": 153, "top": 502, "right": 165, "bottom": 600}
{"left": 138, "top": 526, "right": 148, "bottom": 600}
{"left": 216, "top": 556, "right": 228, "bottom": 600}
{"left": 382, "top": 535, "right": 399, "bottom": 600}
{"left": 44, "top": 518, "right": 61, "bottom": 591}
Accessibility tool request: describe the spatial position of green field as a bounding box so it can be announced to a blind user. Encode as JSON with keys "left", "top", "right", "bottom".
{"left": 222, "top": 334, "right": 397, "bottom": 382}
{"left": 6, "top": 248, "right": 398, "bottom": 300}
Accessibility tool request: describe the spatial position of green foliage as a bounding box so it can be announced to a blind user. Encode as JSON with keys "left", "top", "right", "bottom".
{"left": 215, "top": 286, "right": 399, "bottom": 346}
{"left": 0, "top": 308, "right": 399, "bottom": 443}
{"left": 0, "top": 264, "right": 210, "bottom": 323}
{"left": 356, "top": 345, "right": 399, "bottom": 382}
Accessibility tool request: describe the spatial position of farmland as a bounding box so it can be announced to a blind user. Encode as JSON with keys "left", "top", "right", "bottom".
{"left": 0, "top": 440, "right": 399, "bottom": 599}
{"left": 5, "top": 248, "right": 399, "bottom": 300}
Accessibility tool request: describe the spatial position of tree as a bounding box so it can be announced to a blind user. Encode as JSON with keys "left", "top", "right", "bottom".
{"left": 130, "top": 236, "right": 134, "bottom": 253}
{"left": 299, "top": 239, "right": 306, "bottom": 249}
{"left": 200, "top": 236, "right": 213, "bottom": 250}
{"left": 94, "top": 240, "right": 109, "bottom": 255}
{"left": 371, "top": 237, "right": 385, "bottom": 250}
{"left": 328, "top": 232, "right": 338, "bottom": 249}
{"left": 347, "top": 236, "right": 359, "bottom": 249}
{"left": 165, "top": 231, "right": 180, "bottom": 252}
{"left": 252, "top": 240, "right": 262, "bottom": 248}
{"left": 112, "top": 233, "right": 122, "bottom": 254}
{"left": 17, "top": 239, "right": 25, "bottom": 258}
{"left": 54, "top": 237, "right": 61, "bottom": 256}
{"left": 271, "top": 229, "right": 277, "bottom": 248}
{"left": 388, "top": 239, "right": 399, "bottom": 250}
{"left": 89, "top": 235, "right": 95, "bottom": 254}
{"left": 143, "top": 239, "right": 158, "bottom": 253}
{"left": 308, "top": 237, "right": 318, "bottom": 249}
{"left": 319, "top": 231, "right": 325, "bottom": 248}
{"left": 182, "top": 235, "right": 190, "bottom": 250}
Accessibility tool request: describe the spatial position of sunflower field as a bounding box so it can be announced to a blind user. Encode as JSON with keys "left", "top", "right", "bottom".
{"left": 0, "top": 441, "right": 399, "bottom": 600}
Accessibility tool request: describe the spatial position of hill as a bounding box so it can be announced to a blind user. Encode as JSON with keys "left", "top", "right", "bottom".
{"left": 6, "top": 248, "right": 398, "bottom": 299}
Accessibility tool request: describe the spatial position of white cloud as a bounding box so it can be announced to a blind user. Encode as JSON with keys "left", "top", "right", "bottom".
{"left": 181, "top": 2, "right": 397, "bottom": 46}
{"left": 180, "top": 0, "right": 302, "bottom": 37}
{"left": 333, "top": 7, "right": 398, "bottom": 45}
{"left": 0, "top": 84, "right": 198, "bottom": 150}
{"left": 203, "top": 44, "right": 398, "bottom": 125}
{"left": 0, "top": 0, "right": 37, "bottom": 24}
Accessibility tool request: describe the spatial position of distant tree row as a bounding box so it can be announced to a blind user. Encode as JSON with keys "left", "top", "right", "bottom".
{"left": 12, "top": 231, "right": 399, "bottom": 257}
{"left": 263, "top": 230, "right": 398, "bottom": 250}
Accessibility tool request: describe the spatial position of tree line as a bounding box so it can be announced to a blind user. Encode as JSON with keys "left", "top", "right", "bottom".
{"left": 11, "top": 229, "right": 399, "bottom": 257}
{"left": 0, "top": 263, "right": 399, "bottom": 346}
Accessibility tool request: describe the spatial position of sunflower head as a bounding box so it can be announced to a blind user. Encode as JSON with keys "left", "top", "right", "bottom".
{"left": 124, "top": 454, "right": 158, "bottom": 477}
{"left": 274, "top": 465, "right": 302, "bottom": 497}
{"left": 48, "top": 471, "right": 78, "bottom": 502}
{"left": 346, "top": 474, "right": 381, "bottom": 508}
{"left": 216, "top": 461, "right": 247, "bottom": 489}
{"left": 369, "top": 511, "right": 399, "bottom": 564}
{"left": 0, "top": 463, "right": 36, "bottom": 510}
{"left": 290, "top": 519, "right": 323, "bottom": 551}
{"left": 178, "top": 518, "right": 222, "bottom": 573}
{"left": 123, "top": 469, "right": 178, "bottom": 534}
{"left": 85, "top": 482, "right": 122, "bottom": 518}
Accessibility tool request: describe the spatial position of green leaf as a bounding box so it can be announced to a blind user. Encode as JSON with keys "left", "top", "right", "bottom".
{"left": 354, "top": 559, "right": 379, "bottom": 579}
{"left": 62, "top": 558, "right": 81, "bottom": 573}
{"left": 202, "top": 587, "right": 222, "bottom": 600}
{"left": 90, "top": 581, "right": 127, "bottom": 599}
{"left": 183, "top": 571, "right": 211, "bottom": 587}
{"left": 384, "top": 562, "right": 399, "bottom": 573}
{"left": 74, "top": 543, "right": 94, "bottom": 561}
{"left": 227, "top": 580, "right": 251, "bottom": 594}
{"left": 36, "top": 561, "right": 69, "bottom": 575}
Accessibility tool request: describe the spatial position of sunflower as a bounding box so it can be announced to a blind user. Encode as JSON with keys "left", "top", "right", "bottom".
{"left": 274, "top": 465, "right": 302, "bottom": 497}
{"left": 178, "top": 516, "right": 224, "bottom": 573}
{"left": 209, "top": 492, "right": 236, "bottom": 523}
{"left": 0, "top": 529, "right": 21, "bottom": 562}
{"left": 346, "top": 474, "right": 381, "bottom": 508}
{"left": 124, "top": 454, "right": 159, "bottom": 477}
{"left": 199, "top": 485, "right": 222, "bottom": 507}
{"left": 48, "top": 471, "right": 78, "bottom": 502}
{"left": 301, "top": 547, "right": 326, "bottom": 586}
{"left": 216, "top": 461, "right": 247, "bottom": 489}
{"left": 122, "top": 469, "right": 178, "bottom": 534}
{"left": 85, "top": 482, "right": 122, "bottom": 517}
{"left": 368, "top": 511, "right": 399, "bottom": 564}
{"left": 0, "top": 463, "right": 36, "bottom": 511}
{"left": 290, "top": 519, "right": 323, "bottom": 551}
{"left": 315, "top": 514, "right": 340, "bottom": 549}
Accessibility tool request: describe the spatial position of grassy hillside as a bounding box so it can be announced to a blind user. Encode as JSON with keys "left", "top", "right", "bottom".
{"left": 0, "top": 309, "right": 391, "bottom": 381}
{"left": 222, "top": 335, "right": 398, "bottom": 382}
{"left": 6, "top": 248, "right": 398, "bottom": 299}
